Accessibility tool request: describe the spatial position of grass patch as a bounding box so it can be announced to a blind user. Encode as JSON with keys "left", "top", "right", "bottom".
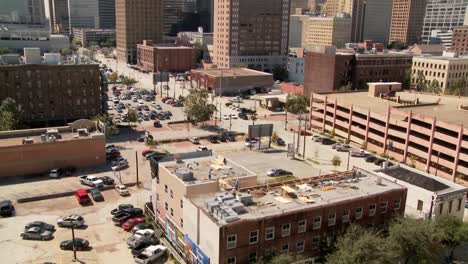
{"left": 267, "top": 175, "right": 296, "bottom": 184}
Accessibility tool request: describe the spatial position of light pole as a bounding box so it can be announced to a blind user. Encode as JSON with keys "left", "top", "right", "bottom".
{"left": 70, "top": 220, "right": 77, "bottom": 261}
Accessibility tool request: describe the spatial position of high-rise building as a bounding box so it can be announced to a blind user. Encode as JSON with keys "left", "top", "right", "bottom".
{"left": 0, "top": 0, "right": 46, "bottom": 26}
{"left": 48, "top": 0, "right": 69, "bottom": 34}
{"left": 389, "top": 0, "right": 427, "bottom": 45}
{"left": 161, "top": 0, "right": 196, "bottom": 37}
{"left": 322, "top": 0, "right": 353, "bottom": 16}
{"left": 116, "top": 0, "right": 163, "bottom": 64}
{"left": 67, "top": 0, "right": 100, "bottom": 30}
{"left": 422, "top": 0, "right": 468, "bottom": 44}
{"left": 360, "top": 0, "right": 394, "bottom": 44}
{"left": 98, "top": 0, "right": 116, "bottom": 29}
{"left": 213, "top": 0, "right": 290, "bottom": 71}
{"left": 452, "top": 25, "right": 468, "bottom": 55}
{"left": 301, "top": 14, "right": 352, "bottom": 48}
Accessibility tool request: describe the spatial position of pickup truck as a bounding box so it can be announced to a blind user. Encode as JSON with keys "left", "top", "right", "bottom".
{"left": 112, "top": 208, "right": 143, "bottom": 226}
{"left": 79, "top": 175, "right": 104, "bottom": 189}
{"left": 134, "top": 245, "right": 167, "bottom": 264}
{"left": 127, "top": 229, "right": 154, "bottom": 248}
{"left": 131, "top": 239, "right": 154, "bottom": 256}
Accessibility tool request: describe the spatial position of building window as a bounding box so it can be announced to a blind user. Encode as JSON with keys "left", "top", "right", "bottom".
{"left": 227, "top": 235, "right": 237, "bottom": 249}
{"left": 180, "top": 200, "right": 183, "bottom": 208}
{"left": 369, "top": 204, "right": 376, "bottom": 216}
{"left": 312, "top": 236, "right": 320, "bottom": 249}
{"left": 165, "top": 185, "right": 168, "bottom": 193}
{"left": 281, "top": 243, "right": 289, "bottom": 254}
{"left": 313, "top": 216, "right": 321, "bottom": 229}
{"left": 394, "top": 199, "right": 401, "bottom": 210}
{"left": 227, "top": 257, "right": 236, "bottom": 264}
{"left": 449, "top": 200, "right": 453, "bottom": 213}
{"left": 165, "top": 202, "right": 168, "bottom": 210}
{"left": 266, "top": 227, "right": 275, "bottom": 240}
{"left": 170, "top": 208, "right": 173, "bottom": 216}
{"left": 282, "top": 223, "right": 290, "bottom": 237}
{"left": 328, "top": 213, "right": 336, "bottom": 226}
{"left": 170, "top": 189, "right": 173, "bottom": 199}
{"left": 298, "top": 219, "right": 307, "bottom": 233}
{"left": 249, "top": 230, "right": 259, "bottom": 244}
{"left": 355, "top": 208, "right": 363, "bottom": 219}
{"left": 440, "top": 203, "right": 444, "bottom": 215}
{"left": 417, "top": 200, "right": 423, "bottom": 211}
{"left": 342, "top": 210, "right": 350, "bottom": 223}
{"left": 297, "top": 240, "right": 305, "bottom": 253}
{"left": 458, "top": 199, "right": 462, "bottom": 211}
{"left": 181, "top": 219, "right": 183, "bottom": 227}
{"left": 381, "top": 201, "right": 388, "bottom": 214}
{"left": 248, "top": 252, "right": 257, "bottom": 263}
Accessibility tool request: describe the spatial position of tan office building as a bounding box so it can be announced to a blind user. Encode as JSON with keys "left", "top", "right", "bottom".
{"left": 389, "top": 0, "right": 427, "bottom": 45}
{"left": 322, "top": 0, "right": 352, "bottom": 17}
{"left": 301, "top": 14, "right": 352, "bottom": 48}
{"left": 213, "top": 0, "right": 290, "bottom": 71}
{"left": 411, "top": 55, "right": 468, "bottom": 95}
{"left": 116, "top": 0, "right": 163, "bottom": 64}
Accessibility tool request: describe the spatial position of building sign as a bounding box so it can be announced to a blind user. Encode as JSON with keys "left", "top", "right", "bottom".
{"left": 153, "top": 72, "right": 170, "bottom": 84}
{"left": 248, "top": 124, "right": 274, "bottom": 138}
{"left": 184, "top": 235, "right": 210, "bottom": 264}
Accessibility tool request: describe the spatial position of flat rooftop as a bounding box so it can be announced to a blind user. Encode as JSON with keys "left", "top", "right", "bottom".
{"left": 191, "top": 68, "right": 272, "bottom": 78}
{"left": 191, "top": 169, "right": 405, "bottom": 225}
{"left": 414, "top": 55, "right": 468, "bottom": 61}
{"left": 375, "top": 165, "right": 466, "bottom": 194}
{"left": 0, "top": 129, "right": 103, "bottom": 148}
{"left": 319, "top": 91, "right": 468, "bottom": 125}
{"left": 160, "top": 155, "right": 255, "bottom": 185}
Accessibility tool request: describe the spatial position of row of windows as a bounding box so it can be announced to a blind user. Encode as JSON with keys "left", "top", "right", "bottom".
{"left": 226, "top": 200, "right": 400, "bottom": 249}
{"left": 226, "top": 239, "right": 306, "bottom": 264}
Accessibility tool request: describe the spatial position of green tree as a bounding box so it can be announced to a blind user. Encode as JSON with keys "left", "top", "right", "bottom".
{"left": 184, "top": 90, "right": 216, "bottom": 123}
{"left": 388, "top": 217, "right": 444, "bottom": 264}
{"left": 121, "top": 76, "right": 137, "bottom": 86}
{"left": 403, "top": 69, "right": 412, "bottom": 89}
{"left": 0, "top": 47, "right": 11, "bottom": 55}
{"left": 428, "top": 79, "right": 442, "bottom": 94}
{"left": 389, "top": 41, "right": 407, "bottom": 50}
{"left": 415, "top": 70, "right": 427, "bottom": 92}
{"left": 327, "top": 225, "right": 395, "bottom": 264}
{"left": 286, "top": 94, "right": 308, "bottom": 114}
{"left": 72, "top": 38, "right": 82, "bottom": 47}
{"left": 60, "top": 48, "right": 71, "bottom": 55}
{"left": 127, "top": 109, "right": 138, "bottom": 126}
{"left": 434, "top": 215, "right": 468, "bottom": 261}
{"left": 331, "top": 155, "right": 342, "bottom": 169}
{"left": 272, "top": 65, "right": 288, "bottom": 81}
{"left": 0, "top": 98, "right": 21, "bottom": 131}
{"left": 446, "top": 78, "right": 466, "bottom": 96}
{"left": 108, "top": 72, "right": 118, "bottom": 83}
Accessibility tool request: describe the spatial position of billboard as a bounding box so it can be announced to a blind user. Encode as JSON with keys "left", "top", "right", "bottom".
{"left": 248, "top": 124, "right": 274, "bottom": 138}
{"left": 153, "top": 72, "right": 170, "bottom": 83}
{"left": 184, "top": 235, "right": 210, "bottom": 264}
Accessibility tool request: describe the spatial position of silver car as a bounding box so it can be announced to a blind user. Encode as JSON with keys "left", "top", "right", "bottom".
{"left": 57, "top": 215, "right": 85, "bottom": 228}
{"left": 21, "top": 227, "right": 53, "bottom": 240}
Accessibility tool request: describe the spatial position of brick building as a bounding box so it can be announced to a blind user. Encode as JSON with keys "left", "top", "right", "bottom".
{"left": 0, "top": 64, "right": 102, "bottom": 123}
{"left": 451, "top": 26, "right": 468, "bottom": 56}
{"left": 137, "top": 40, "right": 196, "bottom": 73}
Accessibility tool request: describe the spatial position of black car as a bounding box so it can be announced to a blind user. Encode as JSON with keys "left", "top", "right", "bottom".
{"left": 0, "top": 200, "right": 14, "bottom": 217}
{"left": 60, "top": 238, "right": 90, "bottom": 251}
{"left": 374, "top": 158, "right": 385, "bottom": 166}
{"left": 365, "top": 156, "right": 377, "bottom": 163}
{"left": 100, "top": 176, "right": 115, "bottom": 185}
{"left": 220, "top": 133, "right": 235, "bottom": 142}
{"left": 111, "top": 204, "right": 134, "bottom": 215}
{"left": 137, "top": 136, "right": 145, "bottom": 142}
{"left": 123, "top": 207, "right": 144, "bottom": 217}
{"left": 89, "top": 189, "right": 104, "bottom": 202}
{"left": 208, "top": 135, "right": 219, "bottom": 143}
{"left": 275, "top": 137, "right": 286, "bottom": 146}
{"left": 321, "top": 138, "right": 336, "bottom": 145}
{"left": 131, "top": 239, "right": 155, "bottom": 256}
{"left": 238, "top": 112, "right": 249, "bottom": 120}
{"left": 25, "top": 221, "right": 55, "bottom": 232}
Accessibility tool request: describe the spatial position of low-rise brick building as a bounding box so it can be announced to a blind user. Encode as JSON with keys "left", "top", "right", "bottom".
{"left": 137, "top": 40, "right": 196, "bottom": 73}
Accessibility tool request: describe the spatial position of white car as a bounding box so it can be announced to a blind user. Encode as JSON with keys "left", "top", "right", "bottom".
{"left": 127, "top": 229, "right": 155, "bottom": 248}
{"left": 112, "top": 161, "right": 128, "bottom": 171}
{"left": 115, "top": 185, "right": 129, "bottom": 196}
{"left": 188, "top": 137, "right": 200, "bottom": 144}
{"left": 230, "top": 114, "right": 238, "bottom": 119}
{"left": 57, "top": 215, "right": 85, "bottom": 228}
{"left": 132, "top": 97, "right": 138, "bottom": 102}
{"left": 222, "top": 114, "right": 230, "bottom": 120}
{"left": 244, "top": 139, "right": 258, "bottom": 147}
{"left": 135, "top": 245, "right": 168, "bottom": 264}
{"left": 196, "top": 146, "right": 209, "bottom": 152}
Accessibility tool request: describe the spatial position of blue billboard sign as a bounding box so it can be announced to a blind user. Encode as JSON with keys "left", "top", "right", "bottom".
{"left": 184, "top": 235, "right": 210, "bottom": 264}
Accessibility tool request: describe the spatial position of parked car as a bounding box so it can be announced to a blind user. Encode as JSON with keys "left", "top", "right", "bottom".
{"left": 21, "top": 227, "right": 53, "bottom": 240}
{"left": 208, "top": 135, "right": 219, "bottom": 143}
{"left": 267, "top": 168, "right": 293, "bottom": 177}
{"left": 49, "top": 167, "right": 76, "bottom": 178}
{"left": 131, "top": 240, "right": 155, "bottom": 256}
{"left": 112, "top": 161, "right": 129, "bottom": 171}
{"left": 153, "top": 120, "right": 162, "bottom": 127}
{"left": 24, "top": 221, "right": 55, "bottom": 232}
{"left": 75, "top": 189, "right": 91, "bottom": 205}
{"left": 111, "top": 204, "right": 134, "bottom": 215}
{"left": 142, "top": 150, "right": 155, "bottom": 157}
{"left": 365, "top": 155, "right": 378, "bottom": 163}
{"left": 222, "top": 133, "right": 236, "bottom": 142}
{"left": 127, "top": 229, "right": 155, "bottom": 248}
{"left": 132, "top": 223, "right": 154, "bottom": 234}
{"left": 115, "top": 185, "right": 130, "bottom": 196}
{"left": 89, "top": 189, "right": 104, "bottom": 202}
{"left": 350, "top": 149, "right": 369, "bottom": 157}
{"left": 321, "top": 138, "right": 336, "bottom": 145}
{"left": 336, "top": 144, "right": 351, "bottom": 152}
{"left": 244, "top": 138, "right": 258, "bottom": 147}
{"left": 374, "top": 158, "right": 385, "bottom": 166}
{"left": 57, "top": 215, "right": 85, "bottom": 228}
{"left": 238, "top": 112, "right": 249, "bottom": 120}
{"left": 134, "top": 245, "right": 168, "bottom": 264}
{"left": 145, "top": 151, "right": 165, "bottom": 160}
{"left": 137, "top": 136, "right": 146, "bottom": 142}
{"left": 99, "top": 176, "right": 115, "bottom": 185}
{"left": 0, "top": 200, "right": 14, "bottom": 217}
{"left": 122, "top": 217, "right": 146, "bottom": 232}
{"left": 60, "top": 238, "right": 90, "bottom": 251}
{"left": 155, "top": 105, "right": 162, "bottom": 110}
{"left": 196, "top": 146, "right": 209, "bottom": 152}
{"left": 188, "top": 137, "right": 200, "bottom": 144}
{"left": 274, "top": 137, "right": 286, "bottom": 146}
{"left": 311, "top": 135, "right": 323, "bottom": 142}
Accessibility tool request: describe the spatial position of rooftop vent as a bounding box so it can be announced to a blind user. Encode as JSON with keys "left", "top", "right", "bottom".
{"left": 217, "top": 193, "right": 235, "bottom": 202}
{"left": 236, "top": 193, "right": 253, "bottom": 205}
{"left": 175, "top": 168, "right": 194, "bottom": 181}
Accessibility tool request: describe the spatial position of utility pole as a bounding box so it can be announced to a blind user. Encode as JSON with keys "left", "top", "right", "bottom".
{"left": 346, "top": 151, "right": 350, "bottom": 170}
{"left": 302, "top": 115, "right": 307, "bottom": 158}
{"left": 135, "top": 151, "right": 139, "bottom": 187}
{"left": 71, "top": 220, "right": 77, "bottom": 261}
{"left": 284, "top": 106, "right": 288, "bottom": 131}
{"left": 173, "top": 78, "right": 176, "bottom": 99}
{"left": 296, "top": 112, "right": 302, "bottom": 154}
{"left": 229, "top": 115, "right": 232, "bottom": 133}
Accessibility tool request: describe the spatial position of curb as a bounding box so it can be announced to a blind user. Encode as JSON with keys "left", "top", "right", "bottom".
{"left": 154, "top": 132, "right": 246, "bottom": 145}
{"left": 16, "top": 182, "right": 138, "bottom": 203}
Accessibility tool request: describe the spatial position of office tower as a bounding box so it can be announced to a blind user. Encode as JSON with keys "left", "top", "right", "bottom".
{"left": 301, "top": 14, "right": 352, "bottom": 48}
{"left": 213, "top": 0, "right": 290, "bottom": 71}
{"left": 98, "top": 0, "right": 116, "bottom": 29}
{"left": 49, "top": 0, "right": 70, "bottom": 33}
{"left": 422, "top": 0, "right": 468, "bottom": 44}
{"left": 452, "top": 25, "right": 468, "bottom": 55}
{"left": 322, "top": 0, "right": 353, "bottom": 16}
{"left": 361, "top": 0, "right": 393, "bottom": 44}
{"left": 0, "top": 0, "right": 46, "bottom": 26}
{"left": 116, "top": 0, "right": 163, "bottom": 64}
{"left": 161, "top": 0, "right": 197, "bottom": 37}
{"left": 389, "top": 0, "right": 427, "bottom": 45}
{"left": 197, "top": 0, "right": 214, "bottom": 32}
{"left": 67, "top": 0, "right": 100, "bottom": 30}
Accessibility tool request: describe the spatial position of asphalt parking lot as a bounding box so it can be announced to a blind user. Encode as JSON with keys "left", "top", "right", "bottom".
{"left": 0, "top": 188, "right": 151, "bottom": 264}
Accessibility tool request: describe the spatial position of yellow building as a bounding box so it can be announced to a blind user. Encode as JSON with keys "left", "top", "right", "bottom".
{"left": 301, "top": 14, "right": 351, "bottom": 48}
{"left": 322, "top": 0, "right": 352, "bottom": 17}
{"left": 411, "top": 55, "right": 468, "bottom": 95}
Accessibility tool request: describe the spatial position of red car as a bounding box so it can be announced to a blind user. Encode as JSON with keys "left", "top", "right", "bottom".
{"left": 141, "top": 150, "right": 155, "bottom": 157}
{"left": 122, "top": 217, "right": 146, "bottom": 231}
{"left": 75, "top": 189, "right": 91, "bottom": 205}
